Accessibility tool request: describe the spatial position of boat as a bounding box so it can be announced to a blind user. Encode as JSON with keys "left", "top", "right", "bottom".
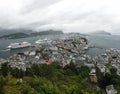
{"left": 21, "top": 41, "right": 31, "bottom": 48}
{"left": 43, "top": 38, "right": 52, "bottom": 43}
{"left": 7, "top": 41, "right": 31, "bottom": 49}
{"left": 35, "top": 38, "right": 52, "bottom": 44}
{"left": 83, "top": 45, "right": 89, "bottom": 50}
{"left": 35, "top": 39, "right": 45, "bottom": 44}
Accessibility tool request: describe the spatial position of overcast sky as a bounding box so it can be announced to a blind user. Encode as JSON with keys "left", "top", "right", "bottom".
{"left": 0, "top": 0, "right": 120, "bottom": 34}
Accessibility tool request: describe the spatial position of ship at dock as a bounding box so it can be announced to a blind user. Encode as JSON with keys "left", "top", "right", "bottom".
{"left": 7, "top": 41, "right": 31, "bottom": 49}
{"left": 35, "top": 38, "right": 52, "bottom": 44}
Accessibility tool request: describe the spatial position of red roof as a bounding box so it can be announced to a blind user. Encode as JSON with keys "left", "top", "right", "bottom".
{"left": 45, "top": 60, "right": 53, "bottom": 65}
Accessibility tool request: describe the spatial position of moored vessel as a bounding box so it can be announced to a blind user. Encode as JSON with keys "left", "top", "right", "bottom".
{"left": 7, "top": 41, "right": 31, "bottom": 49}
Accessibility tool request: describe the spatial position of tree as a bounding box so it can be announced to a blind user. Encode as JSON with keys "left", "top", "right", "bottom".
{"left": 0, "top": 63, "right": 9, "bottom": 76}
{"left": 110, "top": 67, "right": 117, "bottom": 74}
{"left": 78, "top": 66, "right": 90, "bottom": 78}
{"left": 0, "top": 75, "right": 6, "bottom": 94}
{"left": 64, "top": 62, "right": 78, "bottom": 75}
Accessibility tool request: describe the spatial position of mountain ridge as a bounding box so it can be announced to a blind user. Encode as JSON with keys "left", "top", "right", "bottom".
{"left": 0, "top": 29, "right": 63, "bottom": 39}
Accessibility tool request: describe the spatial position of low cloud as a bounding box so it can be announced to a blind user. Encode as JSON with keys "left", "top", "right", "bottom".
{"left": 0, "top": 0, "right": 120, "bottom": 34}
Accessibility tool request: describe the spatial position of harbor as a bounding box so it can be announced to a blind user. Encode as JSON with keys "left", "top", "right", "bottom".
{"left": 0, "top": 34, "right": 120, "bottom": 72}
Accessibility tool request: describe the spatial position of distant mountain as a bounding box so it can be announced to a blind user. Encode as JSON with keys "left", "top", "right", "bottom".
{"left": 0, "top": 29, "right": 33, "bottom": 36}
{"left": 0, "top": 33, "right": 29, "bottom": 39}
{"left": 30, "top": 30, "right": 63, "bottom": 36}
{"left": 0, "top": 29, "right": 63, "bottom": 39}
{"left": 90, "top": 30, "right": 111, "bottom": 35}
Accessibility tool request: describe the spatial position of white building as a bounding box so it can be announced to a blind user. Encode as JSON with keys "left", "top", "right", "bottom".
{"left": 106, "top": 85, "right": 117, "bottom": 94}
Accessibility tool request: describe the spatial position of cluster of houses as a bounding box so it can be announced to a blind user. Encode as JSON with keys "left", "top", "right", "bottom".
{"left": 106, "top": 48, "right": 120, "bottom": 76}
{"left": 0, "top": 36, "right": 90, "bottom": 71}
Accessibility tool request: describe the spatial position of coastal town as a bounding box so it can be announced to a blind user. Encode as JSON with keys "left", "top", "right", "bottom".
{"left": 0, "top": 34, "right": 120, "bottom": 94}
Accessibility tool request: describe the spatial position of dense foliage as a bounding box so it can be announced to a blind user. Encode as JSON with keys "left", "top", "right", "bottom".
{"left": 0, "top": 62, "right": 104, "bottom": 94}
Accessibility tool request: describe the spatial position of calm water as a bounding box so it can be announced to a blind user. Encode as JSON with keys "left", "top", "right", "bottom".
{"left": 88, "top": 35, "right": 120, "bottom": 49}
{"left": 0, "top": 34, "right": 120, "bottom": 58}
{"left": 86, "top": 35, "right": 120, "bottom": 56}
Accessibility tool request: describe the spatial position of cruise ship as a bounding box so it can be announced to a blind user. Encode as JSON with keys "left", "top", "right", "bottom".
{"left": 35, "top": 38, "right": 52, "bottom": 44}
{"left": 7, "top": 41, "right": 31, "bottom": 49}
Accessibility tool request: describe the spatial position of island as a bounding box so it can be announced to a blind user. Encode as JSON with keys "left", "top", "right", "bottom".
{"left": 90, "top": 30, "right": 111, "bottom": 35}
